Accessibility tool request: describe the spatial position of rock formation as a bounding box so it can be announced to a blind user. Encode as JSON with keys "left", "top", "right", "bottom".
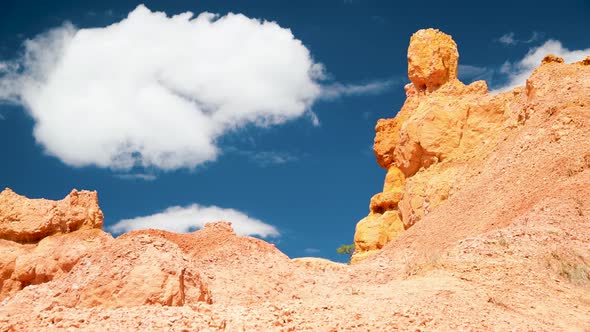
{"left": 0, "top": 189, "right": 108, "bottom": 299}
{"left": 352, "top": 28, "right": 590, "bottom": 262}
{"left": 0, "top": 188, "right": 104, "bottom": 243}
{"left": 0, "top": 29, "right": 589, "bottom": 331}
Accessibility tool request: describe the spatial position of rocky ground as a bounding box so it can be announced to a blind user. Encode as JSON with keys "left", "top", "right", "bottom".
{"left": 0, "top": 29, "right": 588, "bottom": 331}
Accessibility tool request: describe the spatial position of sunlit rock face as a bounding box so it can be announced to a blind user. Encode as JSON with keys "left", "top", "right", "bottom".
{"left": 407, "top": 28, "right": 459, "bottom": 92}
{"left": 0, "top": 188, "right": 104, "bottom": 243}
{"left": 352, "top": 29, "right": 590, "bottom": 263}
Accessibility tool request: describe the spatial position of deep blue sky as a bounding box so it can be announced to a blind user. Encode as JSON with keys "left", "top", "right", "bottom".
{"left": 1, "top": 0, "right": 589, "bottom": 262}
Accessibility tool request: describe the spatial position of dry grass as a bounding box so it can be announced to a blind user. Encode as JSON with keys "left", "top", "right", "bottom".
{"left": 404, "top": 253, "right": 443, "bottom": 278}
{"left": 546, "top": 250, "right": 590, "bottom": 285}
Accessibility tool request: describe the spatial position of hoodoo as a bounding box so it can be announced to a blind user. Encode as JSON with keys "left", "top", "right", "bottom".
{"left": 352, "top": 28, "right": 590, "bottom": 262}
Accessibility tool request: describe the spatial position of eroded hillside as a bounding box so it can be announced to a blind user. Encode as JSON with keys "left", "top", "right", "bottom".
{"left": 1, "top": 29, "right": 589, "bottom": 331}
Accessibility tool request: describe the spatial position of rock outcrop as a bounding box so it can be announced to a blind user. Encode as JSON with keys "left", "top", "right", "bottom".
{"left": 16, "top": 232, "right": 211, "bottom": 309}
{"left": 352, "top": 28, "right": 590, "bottom": 262}
{"left": 0, "top": 189, "right": 212, "bottom": 307}
{"left": 0, "top": 190, "right": 108, "bottom": 299}
{"left": 0, "top": 188, "right": 104, "bottom": 243}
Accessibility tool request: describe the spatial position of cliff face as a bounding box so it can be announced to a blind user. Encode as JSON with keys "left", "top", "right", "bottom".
{"left": 352, "top": 28, "right": 590, "bottom": 262}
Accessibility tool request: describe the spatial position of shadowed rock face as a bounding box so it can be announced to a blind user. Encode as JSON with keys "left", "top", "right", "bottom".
{"left": 352, "top": 29, "right": 590, "bottom": 263}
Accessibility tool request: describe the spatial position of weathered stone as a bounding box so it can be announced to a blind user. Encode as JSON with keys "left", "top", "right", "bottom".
{"left": 407, "top": 28, "right": 459, "bottom": 92}
{"left": 352, "top": 211, "right": 404, "bottom": 262}
{"left": 0, "top": 188, "right": 103, "bottom": 243}
{"left": 354, "top": 29, "right": 529, "bottom": 262}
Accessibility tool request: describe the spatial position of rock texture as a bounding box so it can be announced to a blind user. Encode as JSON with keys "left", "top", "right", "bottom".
{"left": 0, "top": 188, "right": 103, "bottom": 243}
{"left": 1, "top": 29, "right": 589, "bottom": 331}
{"left": 0, "top": 190, "right": 107, "bottom": 299}
{"left": 351, "top": 28, "right": 586, "bottom": 262}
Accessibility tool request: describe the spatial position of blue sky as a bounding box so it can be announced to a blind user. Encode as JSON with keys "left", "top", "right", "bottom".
{"left": 1, "top": 0, "right": 589, "bottom": 262}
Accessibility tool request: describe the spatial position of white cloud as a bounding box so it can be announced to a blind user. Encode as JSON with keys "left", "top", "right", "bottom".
{"left": 114, "top": 173, "right": 157, "bottom": 181}
{"left": 303, "top": 248, "right": 320, "bottom": 254}
{"left": 234, "top": 149, "right": 299, "bottom": 166}
{"left": 496, "top": 31, "right": 542, "bottom": 46}
{"left": 320, "top": 79, "right": 393, "bottom": 100}
{"left": 458, "top": 64, "right": 493, "bottom": 83}
{"left": 0, "top": 5, "right": 324, "bottom": 171}
{"left": 108, "top": 204, "right": 279, "bottom": 237}
{"left": 498, "top": 32, "right": 516, "bottom": 45}
{"left": 492, "top": 40, "right": 590, "bottom": 93}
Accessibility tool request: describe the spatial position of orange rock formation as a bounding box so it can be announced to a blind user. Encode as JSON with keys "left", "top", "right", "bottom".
{"left": 352, "top": 28, "right": 589, "bottom": 262}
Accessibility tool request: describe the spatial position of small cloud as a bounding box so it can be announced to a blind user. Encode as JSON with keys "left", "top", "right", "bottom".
{"left": 525, "top": 31, "right": 542, "bottom": 43}
{"left": 307, "top": 110, "right": 320, "bottom": 127}
{"left": 303, "top": 248, "right": 320, "bottom": 254}
{"left": 108, "top": 204, "right": 279, "bottom": 237}
{"left": 320, "top": 79, "right": 393, "bottom": 100}
{"left": 248, "top": 151, "right": 298, "bottom": 166}
{"left": 491, "top": 39, "right": 590, "bottom": 93}
{"left": 114, "top": 173, "right": 157, "bottom": 181}
{"left": 497, "top": 32, "right": 516, "bottom": 45}
{"left": 230, "top": 148, "right": 299, "bottom": 167}
{"left": 496, "top": 31, "right": 543, "bottom": 46}
{"left": 370, "top": 16, "right": 387, "bottom": 25}
{"left": 458, "top": 64, "right": 494, "bottom": 83}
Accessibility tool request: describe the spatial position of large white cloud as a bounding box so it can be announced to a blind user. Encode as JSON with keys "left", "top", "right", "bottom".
{"left": 493, "top": 40, "right": 590, "bottom": 93}
{"left": 0, "top": 5, "right": 327, "bottom": 170}
{"left": 108, "top": 204, "right": 279, "bottom": 238}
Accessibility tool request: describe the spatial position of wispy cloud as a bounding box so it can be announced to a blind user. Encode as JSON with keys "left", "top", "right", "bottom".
{"left": 458, "top": 64, "right": 494, "bottom": 83}
{"left": 496, "top": 31, "right": 542, "bottom": 46}
{"left": 246, "top": 151, "right": 298, "bottom": 166}
{"left": 114, "top": 173, "right": 157, "bottom": 181}
{"left": 492, "top": 40, "right": 590, "bottom": 93}
{"left": 320, "top": 79, "right": 394, "bottom": 100}
{"left": 227, "top": 147, "right": 300, "bottom": 167}
{"left": 303, "top": 248, "right": 321, "bottom": 254}
{"left": 108, "top": 204, "right": 279, "bottom": 237}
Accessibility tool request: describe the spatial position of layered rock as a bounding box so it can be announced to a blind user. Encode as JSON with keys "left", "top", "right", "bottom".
{"left": 351, "top": 28, "right": 590, "bottom": 262}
